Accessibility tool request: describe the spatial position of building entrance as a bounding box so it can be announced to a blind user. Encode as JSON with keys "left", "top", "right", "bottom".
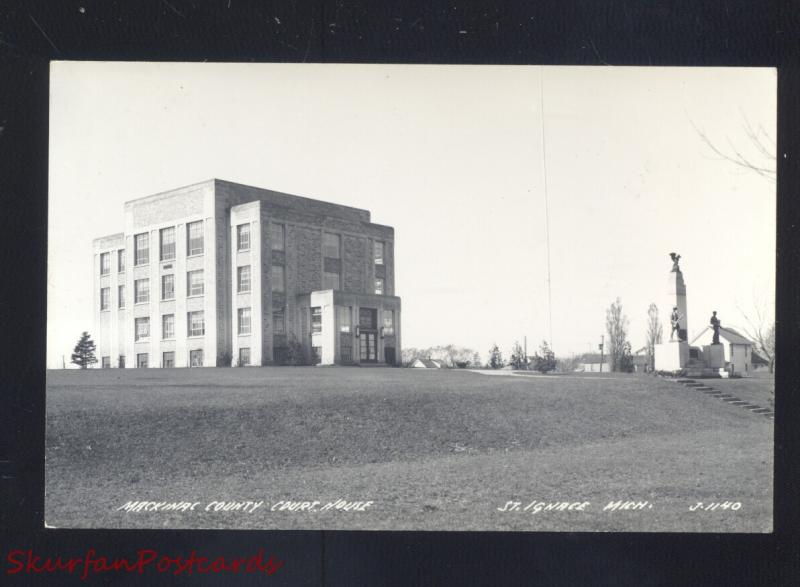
{"left": 359, "top": 308, "right": 378, "bottom": 363}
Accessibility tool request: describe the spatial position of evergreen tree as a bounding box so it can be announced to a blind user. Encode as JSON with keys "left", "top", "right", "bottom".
{"left": 488, "top": 344, "right": 504, "bottom": 369}
{"left": 533, "top": 340, "right": 557, "bottom": 373}
{"left": 71, "top": 331, "right": 98, "bottom": 369}
{"left": 509, "top": 341, "right": 527, "bottom": 370}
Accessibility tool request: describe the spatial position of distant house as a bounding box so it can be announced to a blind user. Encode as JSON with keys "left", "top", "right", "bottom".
{"left": 690, "top": 326, "right": 757, "bottom": 377}
{"left": 576, "top": 353, "right": 611, "bottom": 373}
{"left": 410, "top": 358, "right": 444, "bottom": 369}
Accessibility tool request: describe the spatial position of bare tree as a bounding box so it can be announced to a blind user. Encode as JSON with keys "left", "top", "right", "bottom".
{"left": 645, "top": 303, "right": 663, "bottom": 372}
{"left": 736, "top": 302, "right": 776, "bottom": 374}
{"left": 689, "top": 113, "right": 776, "bottom": 182}
{"left": 605, "top": 298, "right": 630, "bottom": 372}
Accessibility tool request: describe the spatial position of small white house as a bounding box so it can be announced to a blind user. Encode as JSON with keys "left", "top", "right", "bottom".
{"left": 576, "top": 353, "right": 611, "bottom": 373}
{"left": 690, "top": 326, "right": 755, "bottom": 377}
{"left": 410, "top": 358, "right": 444, "bottom": 369}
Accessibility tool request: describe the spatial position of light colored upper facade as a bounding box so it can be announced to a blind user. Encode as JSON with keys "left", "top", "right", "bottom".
{"left": 92, "top": 179, "right": 401, "bottom": 368}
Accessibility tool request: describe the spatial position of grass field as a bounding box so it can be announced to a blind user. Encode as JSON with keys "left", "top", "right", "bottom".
{"left": 45, "top": 368, "right": 773, "bottom": 532}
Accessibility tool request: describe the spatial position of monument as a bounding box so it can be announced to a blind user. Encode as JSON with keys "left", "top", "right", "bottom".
{"left": 704, "top": 311, "right": 725, "bottom": 369}
{"left": 654, "top": 252, "right": 689, "bottom": 371}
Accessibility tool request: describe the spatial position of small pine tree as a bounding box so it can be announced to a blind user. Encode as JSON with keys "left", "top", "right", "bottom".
{"left": 71, "top": 331, "right": 98, "bottom": 369}
{"left": 533, "top": 340, "right": 557, "bottom": 373}
{"left": 488, "top": 344, "right": 504, "bottom": 369}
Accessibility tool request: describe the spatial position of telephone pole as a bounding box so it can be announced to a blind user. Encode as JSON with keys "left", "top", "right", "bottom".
{"left": 598, "top": 335, "right": 605, "bottom": 373}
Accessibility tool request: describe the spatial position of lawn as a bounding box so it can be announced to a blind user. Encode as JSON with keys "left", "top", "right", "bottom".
{"left": 45, "top": 368, "right": 773, "bottom": 532}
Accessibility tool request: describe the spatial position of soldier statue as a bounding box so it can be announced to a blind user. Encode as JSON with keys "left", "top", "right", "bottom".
{"left": 669, "top": 252, "right": 681, "bottom": 272}
{"left": 710, "top": 311, "right": 721, "bottom": 344}
{"left": 670, "top": 306, "right": 682, "bottom": 341}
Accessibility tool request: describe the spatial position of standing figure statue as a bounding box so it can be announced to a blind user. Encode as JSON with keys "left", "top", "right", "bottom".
{"left": 670, "top": 306, "right": 682, "bottom": 341}
{"left": 669, "top": 252, "right": 681, "bottom": 272}
{"left": 710, "top": 311, "right": 721, "bottom": 344}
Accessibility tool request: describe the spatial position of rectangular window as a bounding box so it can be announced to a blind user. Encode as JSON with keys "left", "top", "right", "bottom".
{"left": 190, "top": 349, "right": 204, "bottom": 367}
{"left": 237, "top": 223, "right": 250, "bottom": 251}
{"left": 238, "top": 307, "right": 252, "bottom": 335}
{"left": 271, "top": 265, "right": 285, "bottom": 292}
{"left": 162, "top": 314, "right": 175, "bottom": 339}
{"left": 187, "top": 221, "right": 204, "bottom": 256}
{"left": 100, "top": 252, "right": 110, "bottom": 275}
{"left": 187, "top": 270, "right": 204, "bottom": 296}
{"left": 118, "top": 285, "right": 125, "bottom": 309}
{"left": 271, "top": 223, "right": 285, "bottom": 251}
{"left": 239, "top": 347, "right": 251, "bottom": 366}
{"left": 237, "top": 265, "right": 251, "bottom": 293}
{"left": 134, "top": 233, "right": 149, "bottom": 266}
{"left": 135, "top": 317, "right": 150, "bottom": 341}
{"left": 100, "top": 287, "right": 110, "bottom": 311}
{"left": 118, "top": 249, "right": 125, "bottom": 272}
{"left": 374, "top": 241, "right": 385, "bottom": 265}
{"left": 136, "top": 353, "right": 148, "bottom": 368}
{"left": 162, "top": 351, "right": 175, "bottom": 368}
{"left": 101, "top": 356, "right": 110, "bottom": 369}
{"left": 323, "top": 271, "right": 340, "bottom": 290}
{"left": 272, "top": 308, "right": 286, "bottom": 334}
{"left": 323, "top": 233, "right": 341, "bottom": 259}
{"left": 119, "top": 355, "right": 125, "bottom": 368}
{"left": 134, "top": 279, "right": 150, "bottom": 304}
{"left": 161, "top": 274, "right": 175, "bottom": 300}
{"left": 160, "top": 226, "right": 176, "bottom": 261}
{"left": 338, "top": 306, "right": 352, "bottom": 333}
{"left": 311, "top": 307, "right": 322, "bottom": 334}
{"left": 375, "top": 278, "right": 384, "bottom": 295}
{"left": 188, "top": 311, "right": 205, "bottom": 337}
{"left": 383, "top": 310, "right": 395, "bottom": 336}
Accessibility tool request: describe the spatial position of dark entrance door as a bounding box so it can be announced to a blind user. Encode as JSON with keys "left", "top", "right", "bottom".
{"left": 359, "top": 308, "right": 378, "bottom": 363}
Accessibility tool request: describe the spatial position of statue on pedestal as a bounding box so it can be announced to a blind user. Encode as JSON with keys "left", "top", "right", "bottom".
{"left": 669, "top": 252, "right": 681, "bottom": 272}
{"left": 670, "top": 306, "right": 683, "bottom": 341}
{"left": 710, "top": 311, "right": 721, "bottom": 344}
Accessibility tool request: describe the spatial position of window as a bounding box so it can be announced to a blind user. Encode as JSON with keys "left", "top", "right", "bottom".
{"left": 118, "top": 249, "right": 125, "bottom": 272}
{"left": 311, "top": 346, "right": 322, "bottom": 365}
{"left": 237, "top": 223, "right": 250, "bottom": 251}
{"left": 239, "top": 347, "right": 251, "bottom": 366}
{"left": 338, "top": 306, "right": 352, "bottom": 333}
{"left": 101, "top": 356, "right": 111, "bottom": 369}
{"left": 188, "top": 311, "right": 205, "bottom": 337}
{"left": 134, "top": 279, "right": 150, "bottom": 304}
{"left": 375, "top": 278, "right": 384, "bottom": 295}
{"left": 118, "top": 355, "right": 125, "bottom": 368}
{"left": 383, "top": 310, "right": 395, "bottom": 336}
{"left": 187, "top": 270, "right": 204, "bottom": 296}
{"left": 135, "top": 317, "right": 150, "bottom": 341}
{"left": 374, "top": 241, "right": 385, "bottom": 265}
{"left": 162, "top": 314, "right": 175, "bottom": 339}
{"left": 162, "top": 351, "right": 175, "bottom": 368}
{"left": 100, "top": 252, "right": 110, "bottom": 275}
{"left": 160, "top": 226, "right": 176, "bottom": 261}
{"left": 187, "top": 221, "right": 204, "bottom": 256}
{"left": 137, "top": 353, "right": 148, "bottom": 368}
{"left": 238, "top": 307, "right": 252, "bottom": 335}
{"left": 311, "top": 307, "right": 322, "bottom": 334}
{"left": 323, "top": 233, "right": 341, "bottom": 259}
{"left": 118, "top": 285, "right": 125, "bottom": 309}
{"left": 100, "top": 287, "right": 110, "bottom": 311}
{"left": 323, "top": 271, "right": 340, "bottom": 290}
{"left": 272, "top": 308, "right": 286, "bottom": 334}
{"left": 271, "top": 265, "right": 285, "bottom": 292}
{"left": 237, "top": 265, "right": 251, "bottom": 293}
{"left": 161, "top": 274, "right": 175, "bottom": 300}
{"left": 270, "top": 223, "right": 285, "bottom": 251}
{"left": 190, "top": 349, "right": 204, "bottom": 367}
{"left": 134, "top": 233, "right": 149, "bottom": 266}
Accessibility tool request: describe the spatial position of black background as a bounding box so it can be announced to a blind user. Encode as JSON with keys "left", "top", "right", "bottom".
{"left": 1, "top": 1, "right": 799, "bottom": 584}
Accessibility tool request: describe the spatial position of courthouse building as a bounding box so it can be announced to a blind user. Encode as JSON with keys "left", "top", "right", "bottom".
{"left": 92, "top": 179, "right": 401, "bottom": 368}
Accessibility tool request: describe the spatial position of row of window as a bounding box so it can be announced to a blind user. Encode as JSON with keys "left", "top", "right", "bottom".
{"left": 310, "top": 307, "right": 395, "bottom": 335}
{"left": 134, "top": 311, "right": 206, "bottom": 341}
{"left": 100, "top": 270, "right": 206, "bottom": 310}
{"left": 103, "top": 347, "right": 253, "bottom": 368}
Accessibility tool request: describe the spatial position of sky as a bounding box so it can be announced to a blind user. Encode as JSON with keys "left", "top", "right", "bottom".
{"left": 48, "top": 63, "right": 776, "bottom": 367}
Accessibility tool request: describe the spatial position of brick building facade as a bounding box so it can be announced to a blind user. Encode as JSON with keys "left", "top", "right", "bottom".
{"left": 92, "top": 179, "right": 401, "bottom": 367}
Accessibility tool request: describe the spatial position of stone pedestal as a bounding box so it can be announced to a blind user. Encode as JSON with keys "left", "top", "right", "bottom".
{"left": 704, "top": 344, "right": 725, "bottom": 368}
{"left": 665, "top": 269, "right": 688, "bottom": 342}
{"left": 654, "top": 341, "right": 689, "bottom": 372}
